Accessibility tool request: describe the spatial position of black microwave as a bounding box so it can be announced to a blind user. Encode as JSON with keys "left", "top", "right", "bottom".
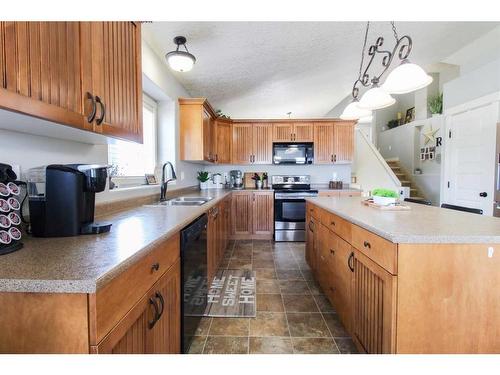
{"left": 273, "top": 143, "right": 314, "bottom": 165}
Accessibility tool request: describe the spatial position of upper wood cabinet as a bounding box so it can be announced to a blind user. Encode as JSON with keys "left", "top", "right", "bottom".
{"left": 179, "top": 98, "right": 217, "bottom": 162}
{"left": 81, "top": 22, "right": 143, "bottom": 143}
{"left": 273, "top": 122, "right": 294, "bottom": 142}
{"left": 273, "top": 122, "right": 314, "bottom": 142}
{"left": 0, "top": 22, "right": 85, "bottom": 130}
{"left": 215, "top": 119, "right": 232, "bottom": 164}
{"left": 0, "top": 22, "right": 143, "bottom": 143}
{"left": 232, "top": 122, "right": 273, "bottom": 164}
{"left": 314, "top": 121, "right": 355, "bottom": 164}
{"left": 252, "top": 123, "right": 273, "bottom": 164}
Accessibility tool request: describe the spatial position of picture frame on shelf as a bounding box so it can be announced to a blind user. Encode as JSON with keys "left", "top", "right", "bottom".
{"left": 405, "top": 107, "right": 415, "bottom": 124}
{"left": 145, "top": 174, "right": 158, "bottom": 185}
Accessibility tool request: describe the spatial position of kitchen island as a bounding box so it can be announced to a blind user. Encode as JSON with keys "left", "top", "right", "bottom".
{"left": 305, "top": 196, "right": 500, "bottom": 354}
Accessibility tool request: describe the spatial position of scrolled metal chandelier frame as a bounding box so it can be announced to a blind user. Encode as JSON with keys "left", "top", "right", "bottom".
{"left": 351, "top": 22, "right": 412, "bottom": 101}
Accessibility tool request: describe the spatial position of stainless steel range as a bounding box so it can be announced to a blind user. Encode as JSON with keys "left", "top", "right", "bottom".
{"left": 272, "top": 175, "right": 318, "bottom": 242}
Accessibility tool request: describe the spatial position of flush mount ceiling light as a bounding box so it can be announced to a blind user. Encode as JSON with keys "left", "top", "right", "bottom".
{"left": 342, "top": 22, "right": 432, "bottom": 113}
{"left": 165, "top": 36, "right": 196, "bottom": 72}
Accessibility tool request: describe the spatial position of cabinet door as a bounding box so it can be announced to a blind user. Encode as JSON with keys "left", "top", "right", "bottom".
{"left": 305, "top": 215, "right": 317, "bottom": 273}
{"left": 317, "top": 223, "right": 334, "bottom": 293}
{"left": 231, "top": 191, "right": 253, "bottom": 236}
{"left": 294, "top": 122, "right": 314, "bottom": 142}
{"left": 314, "top": 122, "right": 335, "bottom": 164}
{"left": 252, "top": 191, "right": 274, "bottom": 235}
{"left": 232, "top": 123, "right": 253, "bottom": 164}
{"left": 273, "top": 122, "right": 293, "bottom": 142}
{"left": 334, "top": 122, "right": 355, "bottom": 163}
{"left": 352, "top": 250, "right": 397, "bottom": 354}
{"left": 252, "top": 123, "right": 273, "bottom": 164}
{"left": 331, "top": 234, "right": 354, "bottom": 333}
{"left": 148, "top": 260, "right": 181, "bottom": 354}
{"left": 0, "top": 22, "right": 85, "bottom": 129}
{"left": 81, "top": 22, "right": 142, "bottom": 143}
{"left": 202, "top": 108, "right": 213, "bottom": 162}
{"left": 215, "top": 120, "right": 232, "bottom": 163}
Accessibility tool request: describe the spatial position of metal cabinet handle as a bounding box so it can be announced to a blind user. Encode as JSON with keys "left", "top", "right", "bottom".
{"left": 95, "top": 96, "right": 106, "bottom": 125}
{"left": 215, "top": 154, "right": 218, "bottom": 162}
{"left": 308, "top": 221, "right": 314, "bottom": 232}
{"left": 151, "top": 262, "right": 160, "bottom": 272}
{"left": 148, "top": 297, "right": 160, "bottom": 329}
{"left": 86, "top": 92, "right": 97, "bottom": 123}
{"left": 348, "top": 252, "right": 354, "bottom": 272}
{"left": 330, "top": 249, "right": 335, "bottom": 255}
{"left": 155, "top": 292, "right": 165, "bottom": 321}
{"left": 363, "top": 241, "right": 371, "bottom": 249}
{"left": 330, "top": 154, "right": 334, "bottom": 162}
{"left": 334, "top": 154, "right": 337, "bottom": 163}
{"left": 330, "top": 221, "right": 335, "bottom": 226}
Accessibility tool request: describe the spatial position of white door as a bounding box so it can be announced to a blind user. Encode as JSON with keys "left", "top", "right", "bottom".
{"left": 444, "top": 103, "right": 498, "bottom": 215}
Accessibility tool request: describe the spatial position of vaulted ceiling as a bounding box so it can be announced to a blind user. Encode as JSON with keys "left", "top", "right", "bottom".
{"left": 143, "top": 22, "right": 498, "bottom": 119}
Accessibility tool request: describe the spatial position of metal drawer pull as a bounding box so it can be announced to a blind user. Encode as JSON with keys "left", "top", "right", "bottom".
{"left": 330, "top": 221, "right": 335, "bottom": 226}
{"left": 363, "top": 241, "right": 371, "bottom": 249}
{"left": 151, "top": 262, "right": 160, "bottom": 272}
{"left": 155, "top": 292, "right": 165, "bottom": 320}
{"left": 308, "top": 221, "right": 314, "bottom": 232}
{"left": 330, "top": 249, "right": 335, "bottom": 255}
{"left": 148, "top": 297, "right": 160, "bottom": 329}
{"left": 348, "top": 252, "right": 354, "bottom": 272}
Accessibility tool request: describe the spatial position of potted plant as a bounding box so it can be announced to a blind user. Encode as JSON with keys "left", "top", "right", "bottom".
{"left": 428, "top": 92, "right": 443, "bottom": 116}
{"left": 251, "top": 173, "right": 263, "bottom": 189}
{"left": 262, "top": 172, "right": 268, "bottom": 189}
{"left": 197, "top": 171, "right": 210, "bottom": 190}
{"left": 371, "top": 188, "right": 399, "bottom": 206}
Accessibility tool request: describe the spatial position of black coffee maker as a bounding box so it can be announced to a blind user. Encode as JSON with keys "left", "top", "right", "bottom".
{"left": 28, "top": 164, "right": 112, "bottom": 237}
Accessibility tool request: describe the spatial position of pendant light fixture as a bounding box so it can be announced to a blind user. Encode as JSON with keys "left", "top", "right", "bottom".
{"left": 340, "top": 22, "right": 373, "bottom": 120}
{"left": 341, "top": 22, "right": 432, "bottom": 113}
{"left": 165, "top": 36, "right": 196, "bottom": 72}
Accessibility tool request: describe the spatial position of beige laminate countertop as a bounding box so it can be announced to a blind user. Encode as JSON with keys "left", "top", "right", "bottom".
{"left": 307, "top": 196, "right": 500, "bottom": 244}
{"left": 0, "top": 190, "right": 231, "bottom": 294}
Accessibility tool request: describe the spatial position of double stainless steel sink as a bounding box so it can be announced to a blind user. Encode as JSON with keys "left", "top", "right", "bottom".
{"left": 147, "top": 196, "right": 214, "bottom": 207}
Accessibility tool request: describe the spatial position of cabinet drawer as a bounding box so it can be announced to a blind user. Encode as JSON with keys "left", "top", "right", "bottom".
{"left": 324, "top": 212, "right": 352, "bottom": 244}
{"left": 91, "top": 232, "right": 180, "bottom": 344}
{"left": 351, "top": 225, "right": 397, "bottom": 274}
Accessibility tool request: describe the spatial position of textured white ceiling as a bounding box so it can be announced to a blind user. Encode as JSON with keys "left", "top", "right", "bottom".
{"left": 143, "top": 22, "right": 498, "bottom": 118}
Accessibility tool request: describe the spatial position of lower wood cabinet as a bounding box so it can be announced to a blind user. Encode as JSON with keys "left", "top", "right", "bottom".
{"left": 92, "top": 259, "right": 181, "bottom": 354}
{"left": 352, "top": 250, "right": 396, "bottom": 354}
{"left": 305, "top": 213, "right": 317, "bottom": 273}
{"left": 231, "top": 191, "right": 273, "bottom": 240}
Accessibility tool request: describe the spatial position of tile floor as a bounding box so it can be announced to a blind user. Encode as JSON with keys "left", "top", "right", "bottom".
{"left": 188, "top": 239, "right": 358, "bottom": 354}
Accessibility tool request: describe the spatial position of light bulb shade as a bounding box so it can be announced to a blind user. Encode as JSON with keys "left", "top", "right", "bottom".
{"left": 166, "top": 50, "right": 196, "bottom": 72}
{"left": 358, "top": 86, "right": 396, "bottom": 110}
{"left": 340, "top": 100, "right": 372, "bottom": 120}
{"left": 382, "top": 61, "right": 433, "bottom": 94}
{"left": 357, "top": 115, "right": 373, "bottom": 123}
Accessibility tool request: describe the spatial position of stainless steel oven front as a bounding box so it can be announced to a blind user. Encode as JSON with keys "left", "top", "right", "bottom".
{"left": 274, "top": 191, "right": 317, "bottom": 242}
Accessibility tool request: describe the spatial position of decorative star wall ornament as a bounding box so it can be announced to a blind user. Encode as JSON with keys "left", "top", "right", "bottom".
{"left": 423, "top": 126, "right": 439, "bottom": 145}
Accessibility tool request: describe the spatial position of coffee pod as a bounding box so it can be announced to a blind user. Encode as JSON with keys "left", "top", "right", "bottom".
{"left": 0, "top": 214, "right": 11, "bottom": 228}
{"left": 7, "top": 182, "right": 20, "bottom": 196}
{"left": 0, "top": 199, "right": 9, "bottom": 213}
{"left": 8, "top": 212, "right": 21, "bottom": 226}
{"left": 8, "top": 227, "right": 21, "bottom": 241}
{"left": 0, "top": 230, "right": 11, "bottom": 244}
{"left": 0, "top": 183, "right": 9, "bottom": 197}
{"left": 7, "top": 197, "right": 20, "bottom": 211}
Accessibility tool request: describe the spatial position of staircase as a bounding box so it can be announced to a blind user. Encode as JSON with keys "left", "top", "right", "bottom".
{"left": 385, "top": 158, "right": 427, "bottom": 201}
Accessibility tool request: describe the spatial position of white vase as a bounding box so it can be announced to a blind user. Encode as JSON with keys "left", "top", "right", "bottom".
{"left": 373, "top": 195, "right": 397, "bottom": 206}
{"left": 200, "top": 181, "right": 208, "bottom": 190}
{"left": 256, "top": 180, "right": 263, "bottom": 189}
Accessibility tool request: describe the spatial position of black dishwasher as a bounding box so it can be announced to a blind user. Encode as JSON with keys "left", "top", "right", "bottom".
{"left": 180, "top": 213, "right": 208, "bottom": 353}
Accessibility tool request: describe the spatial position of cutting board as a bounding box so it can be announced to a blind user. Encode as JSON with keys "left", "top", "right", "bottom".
{"left": 243, "top": 172, "right": 267, "bottom": 188}
{"left": 361, "top": 199, "right": 411, "bottom": 211}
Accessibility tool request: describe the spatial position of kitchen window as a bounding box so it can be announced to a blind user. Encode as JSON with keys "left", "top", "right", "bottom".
{"left": 108, "top": 94, "right": 158, "bottom": 186}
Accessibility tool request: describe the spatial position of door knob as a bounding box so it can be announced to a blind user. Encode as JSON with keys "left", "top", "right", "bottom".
{"left": 479, "top": 192, "right": 488, "bottom": 197}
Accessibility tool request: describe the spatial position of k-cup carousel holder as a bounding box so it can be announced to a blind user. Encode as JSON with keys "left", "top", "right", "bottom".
{"left": 0, "top": 180, "right": 24, "bottom": 256}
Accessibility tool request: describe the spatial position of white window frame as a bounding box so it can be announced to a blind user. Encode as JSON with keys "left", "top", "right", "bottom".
{"left": 109, "top": 93, "right": 158, "bottom": 187}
